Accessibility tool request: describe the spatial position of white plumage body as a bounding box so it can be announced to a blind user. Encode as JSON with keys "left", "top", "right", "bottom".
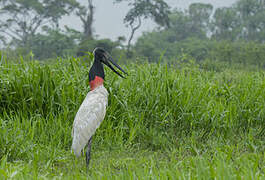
{"left": 71, "top": 85, "right": 108, "bottom": 157}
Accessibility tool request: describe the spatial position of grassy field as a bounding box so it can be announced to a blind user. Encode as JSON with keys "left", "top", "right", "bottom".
{"left": 0, "top": 57, "right": 264, "bottom": 179}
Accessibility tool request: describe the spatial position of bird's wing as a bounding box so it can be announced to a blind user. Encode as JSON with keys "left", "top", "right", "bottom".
{"left": 71, "top": 86, "right": 108, "bottom": 157}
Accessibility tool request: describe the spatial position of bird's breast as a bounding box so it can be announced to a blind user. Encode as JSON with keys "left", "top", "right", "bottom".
{"left": 71, "top": 85, "right": 108, "bottom": 157}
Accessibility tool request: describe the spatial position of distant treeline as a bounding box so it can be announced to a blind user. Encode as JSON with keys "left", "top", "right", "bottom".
{"left": 0, "top": 0, "right": 264, "bottom": 68}
{"left": 135, "top": 38, "right": 265, "bottom": 68}
{"left": 134, "top": 0, "right": 265, "bottom": 67}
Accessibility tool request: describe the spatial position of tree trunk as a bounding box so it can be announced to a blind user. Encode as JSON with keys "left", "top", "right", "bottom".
{"left": 126, "top": 17, "right": 141, "bottom": 58}
{"left": 84, "top": 0, "right": 94, "bottom": 39}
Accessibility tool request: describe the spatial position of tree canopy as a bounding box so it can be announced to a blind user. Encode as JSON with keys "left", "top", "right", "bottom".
{"left": 0, "top": 0, "right": 78, "bottom": 47}
{"left": 0, "top": 0, "right": 264, "bottom": 64}
{"left": 115, "top": 0, "right": 170, "bottom": 57}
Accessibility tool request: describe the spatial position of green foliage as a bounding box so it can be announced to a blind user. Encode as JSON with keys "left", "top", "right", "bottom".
{"left": 0, "top": 137, "right": 264, "bottom": 179}
{"left": 134, "top": 33, "right": 265, "bottom": 67}
{"left": 1, "top": 58, "right": 264, "bottom": 146}
{"left": 0, "top": 58, "right": 264, "bottom": 178}
{"left": 30, "top": 28, "right": 78, "bottom": 59}
{"left": 133, "top": 0, "right": 265, "bottom": 62}
{"left": 133, "top": 0, "right": 265, "bottom": 64}
{"left": 169, "top": 10, "right": 207, "bottom": 40}
{"left": 115, "top": 0, "right": 171, "bottom": 57}
{"left": 208, "top": 40, "right": 265, "bottom": 67}
{"left": 120, "top": 0, "right": 171, "bottom": 27}
{"left": 0, "top": 29, "right": 79, "bottom": 60}
{"left": 2, "top": 0, "right": 265, "bottom": 61}
{"left": 77, "top": 38, "right": 120, "bottom": 57}
{"left": 211, "top": 7, "right": 241, "bottom": 41}
{"left": 0, "top": 0, "right": 79, "bottom": 47}
{"left": 188, "top": 3, "right": 213, "bottom": 36}
{"left": 212, "top": 0, "right": 265, "bottom": 42}
{"left": 134, "top": 31, "right": 169, "bottom": 61}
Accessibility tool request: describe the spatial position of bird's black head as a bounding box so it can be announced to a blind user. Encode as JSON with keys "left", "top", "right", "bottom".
{"left": 89, "top": 47, "right": 128, "bottom": 82}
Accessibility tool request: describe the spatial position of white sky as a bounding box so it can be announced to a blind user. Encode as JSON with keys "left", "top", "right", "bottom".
{"left": 0, "top": 0, "right": 238, "bottom": 47}
{"left": 61, "top": 0, "right": 238, "bottom": 42}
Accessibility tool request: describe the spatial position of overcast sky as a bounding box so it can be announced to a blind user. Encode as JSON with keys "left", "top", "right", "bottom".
{"left": 61, "top": 0, "right": 238, "bottom": 42}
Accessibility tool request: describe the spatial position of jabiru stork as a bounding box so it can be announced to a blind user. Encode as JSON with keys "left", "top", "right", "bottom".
{"left": 71, "top": 47, "right": 127, "bottom": 167}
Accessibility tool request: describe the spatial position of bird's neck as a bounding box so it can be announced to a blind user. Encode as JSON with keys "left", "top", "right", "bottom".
{"left": 89, "top": 60, "right": 105, "bottom": 91}
{"left": 89, "top": 76, "right": 104, "bottom": 91}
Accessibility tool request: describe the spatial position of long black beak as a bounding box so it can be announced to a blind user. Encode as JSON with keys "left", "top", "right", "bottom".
{"left": 102, "top": 52, "right": 128, "bottom": 78}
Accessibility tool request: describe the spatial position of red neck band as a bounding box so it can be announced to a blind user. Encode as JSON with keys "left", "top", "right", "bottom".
{"left": 89, "top": 76, "right": 104, "bottom": 90}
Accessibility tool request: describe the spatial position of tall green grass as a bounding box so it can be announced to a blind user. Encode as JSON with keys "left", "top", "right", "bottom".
{"left": 0, "top": 57, "right": 264, "bottom": 178}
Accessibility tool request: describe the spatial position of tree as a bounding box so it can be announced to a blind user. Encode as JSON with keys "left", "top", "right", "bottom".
{"left": 236, "top": 0, "right": 265, "bottom": 42}
{"left": 188, "top": 3, "right": 213, "bottom": 38}
{"left": 211, "top": 7, "right": 241, "bottom": 41}
{"left": 0, "top": 34, "right": 6, "bottom": 47}
{"left": 30, "top": 27, "right": 78, "bottom": 59}
{"left": 77, "top": 38, "right": 120, "bottom": 57}
{"left": 75, "top": 0, "right": 95, "bottom": 39}
{"left": 211, "top": 0, "right": 265, "bottom": 42}
{"left": 168, "top": 9, "right": 204, "bottom": 41}
{"left": 0, "top": 0, "right": 78, "bottom": 47}
{"left": 115, "top": 0, "right": 171, "bottom": 57}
